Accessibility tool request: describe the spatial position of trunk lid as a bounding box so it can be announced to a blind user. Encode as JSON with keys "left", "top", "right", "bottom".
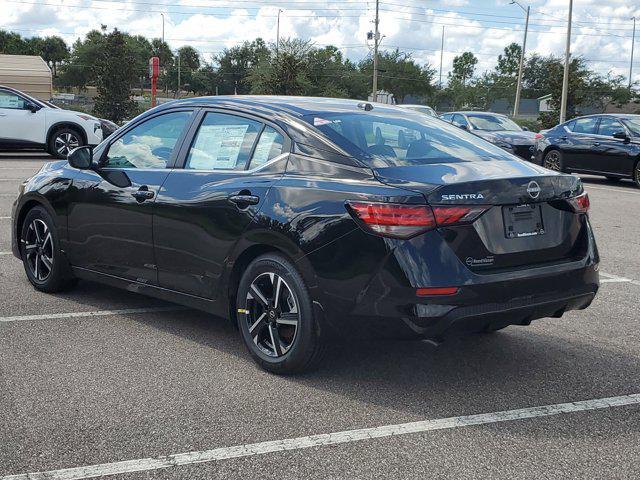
{"left": 373, "top": 160, "right": 582, "bottom": 205}
{"left": 373, "top": 160, "right": 588, "bottom": 272}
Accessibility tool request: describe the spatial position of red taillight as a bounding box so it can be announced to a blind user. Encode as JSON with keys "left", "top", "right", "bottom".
{"left": 346, "top": 202, "right": 488, "bottom": 238}
{"left": 569, "top": 192, "right": 590, "bottom": 213}
{"left": 416, "top": 287, "right": 459, "bottom": 296}
{"left": 432, "top": 205, "right": 488, "bottom": 226}
{"left": 346, "top": 202, "right": 436, "bottom": 238}
{"left": 535, "top": 133, "right": 543, "bottom": 140}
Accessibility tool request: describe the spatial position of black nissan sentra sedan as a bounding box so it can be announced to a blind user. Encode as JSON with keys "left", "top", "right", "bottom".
{"left": 535, "top": 114, "right": 640, "bottom": 188}
{"left": 11, "top": 96, "right": 599, "bottom": 374}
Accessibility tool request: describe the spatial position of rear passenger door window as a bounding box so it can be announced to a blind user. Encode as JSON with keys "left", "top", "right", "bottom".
{"left": 249, "top": 126, "right": 285, "bottom": 169}
{"left": 186, "top": 112, "right": 262, "bottom": 170}
{"left": 571, "top": 117, "right": 598, "bottom": 134}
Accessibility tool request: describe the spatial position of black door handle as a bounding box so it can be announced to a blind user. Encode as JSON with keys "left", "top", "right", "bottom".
{"left": 593, "top": 142, "right": 600, "bottom": 147}
{"left": 132, "top": 187, "right": 155, "bottom": 202}
{"left": 228, "top": 194, "right": 260, "bottom": 207}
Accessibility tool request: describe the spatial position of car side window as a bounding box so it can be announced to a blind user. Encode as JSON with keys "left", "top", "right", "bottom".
{"left": 564, "top": 120, "right": 576, "bottom": 132}
{"left": 249, "top": 126, "right": 285, "bottom": 169}
{"left": 572, "top": 117, "right": 598, "bottom": 134}
{"left": 597, "top": 118, "right": 625, "bottom": 137}
{"left": 0, "top": 90, "right": 27, "bottom": 110}
{"left": 104, "top": 111, "right": 191, "bottom": 169}
{"left": 185, "top": 112, "right": 262, "bottom": 170}
{"left": 440, "top": 114, "right": 452, "bottom": 122}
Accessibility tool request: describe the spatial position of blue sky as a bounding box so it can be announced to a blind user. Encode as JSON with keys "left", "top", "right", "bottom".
{"left": 3, "top": 0, "right": 640, "bottom": 84}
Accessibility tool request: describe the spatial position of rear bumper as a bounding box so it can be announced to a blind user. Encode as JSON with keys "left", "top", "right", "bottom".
{"left": 333, "top": 262, "right": 598, "bottom": 340}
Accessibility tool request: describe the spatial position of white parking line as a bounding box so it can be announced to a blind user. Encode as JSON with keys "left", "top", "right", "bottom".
{"left": 0, "top": 252, "right": 12, "bottom": 255}
{"left": 0, "top": 306, "right": 186, "bottom": 323}
{"left": 2, "top": 393, "right": 639, "bottom": 480}
{"left": 600, "top": 272, "right": 640, "bottom": 286}
{"left": 0, "top": 216, "right": 10, "bottom": 219}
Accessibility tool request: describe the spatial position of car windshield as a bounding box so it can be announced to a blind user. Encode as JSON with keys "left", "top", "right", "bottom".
{"left": 467, "top": 114, "right": 522, "bottom": 132}
{"left": 623, "top": 118, "right": 640, "bottom": 136}
{"left": 303, "top": 111, "right": 516, "bottom": 168}
{"left": 406, "top": 106, "right": 436, "bottom": 116}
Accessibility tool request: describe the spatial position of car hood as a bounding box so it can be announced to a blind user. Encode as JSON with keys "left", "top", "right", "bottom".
{"left": 473, "top": 130, "right": 537, "bottom": 145}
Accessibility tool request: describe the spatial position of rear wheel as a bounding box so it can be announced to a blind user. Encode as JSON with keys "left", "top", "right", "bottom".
{"left": 634, "top": 162, "right": 640, "bottom": 189}
{"left": 48, "top": 127, "right": 84, "bottom": 159}
{"left": 543, "top": 149, "right": 563, "bottom": 172}
{"left": 236, "top": 253, "right": 324, "bottom": 374}
{"left": 20, "top": 206, "right": 77, "bottom": 292}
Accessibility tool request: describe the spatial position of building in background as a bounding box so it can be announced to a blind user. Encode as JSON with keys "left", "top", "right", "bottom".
{"left": 0, "top": 54, "right": 52, "bottom": 101}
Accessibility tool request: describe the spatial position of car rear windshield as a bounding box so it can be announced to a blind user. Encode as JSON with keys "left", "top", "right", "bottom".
{"left": 467, "top": 114, "right": 522, "bottom": 132}
{"left": 623, "top": 118, "right": 640, "bottom": 136}
{"left": 303, "top": 111, "right": 515, "bottom": 167}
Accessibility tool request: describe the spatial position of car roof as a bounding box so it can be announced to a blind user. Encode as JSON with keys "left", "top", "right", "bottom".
{"left": 447, "top": 111, "right": 508, "bottom": 117}
{"left": 158, "top": 95, "right": 411, "bottom": 118}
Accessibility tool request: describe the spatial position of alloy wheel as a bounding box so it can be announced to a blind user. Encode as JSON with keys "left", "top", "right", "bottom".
{"left": 635, "top": 164, "right": 640, "bottom": 187}
{"left": 24, "top": 218, "right": 54, "bottom": 282}
{"left": 54, "top": 132, "right": 80, "bottom": 156}
{"left": 544, "top": 151, "right": 561, "bottom": 171}
{"left": 245, "top": 272, "right": 300, "bottom": 358}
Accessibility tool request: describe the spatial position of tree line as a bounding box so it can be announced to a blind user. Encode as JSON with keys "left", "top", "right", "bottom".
{"left": 1, "top": 27, "right": 637, "bottom": 126}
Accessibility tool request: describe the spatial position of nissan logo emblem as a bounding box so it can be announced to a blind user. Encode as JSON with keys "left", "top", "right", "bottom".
{"left": 527, "top": 181, "right": 541, "bottom": 199}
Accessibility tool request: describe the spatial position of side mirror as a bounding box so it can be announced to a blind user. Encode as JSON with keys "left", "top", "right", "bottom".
{"left": 25, "top": 102, "right": 40, "bottom": 113}
{"left": 457, "top": 124, "right": 469, "bottom": 131}
{"left": 613, "top": 131, "right": 629, "bottom": 141}
{"left": 522, "top": 126, "right": 530, "bottom": 131}
{"left": 68, "top": 146, "right": 93, "bottom": 169}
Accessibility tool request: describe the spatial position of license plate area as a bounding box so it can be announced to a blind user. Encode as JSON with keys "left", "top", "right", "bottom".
{"left": 503, "top": 204, "right": 545, "bottom": 239}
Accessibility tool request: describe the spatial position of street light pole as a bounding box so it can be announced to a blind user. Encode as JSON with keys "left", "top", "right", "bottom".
{"left": 630, "top": 17, "right": 636, "bottom": 89}
{"left": 439, "top": 26, "right": 445, "bottom": 88}
{"left": 161, "top": 13, "right": 164, "bottom": 44}
{"left": 372, "top": 0, "right": 380, "bottom": 102}
{"left": 276, "top": 9, "right": 283, "bottom": 56}
{"left": 511, "top": 1, "right": 529, "bottom": 117}
{"left": 559, "top": 0, "right": 573, "bottom": 124}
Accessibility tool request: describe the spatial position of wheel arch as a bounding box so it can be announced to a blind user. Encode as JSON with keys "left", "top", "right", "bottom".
{"left": 224, "top": 240, "right": 318, "bottom": 328}
{"left": 46, "top": 122, "right": 88, "bottom": 146}
{"left": 14, "top": 197, "right": 52, "bottom": 254}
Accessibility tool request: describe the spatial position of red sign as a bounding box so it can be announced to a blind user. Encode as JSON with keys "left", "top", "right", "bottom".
{"left": 149, "top": 56, "right": 160, "bottom": 80}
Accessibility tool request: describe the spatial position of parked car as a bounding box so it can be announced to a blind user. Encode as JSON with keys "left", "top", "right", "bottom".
{"left": 399, "top": 104, "right": 438, "bottom": 117}
{"left": 42, "top": 100, "right": 120, "bottom": 139}
{"left": 0, "top": 86, "right": 105, "bottom": 158}
{"left": 11, "top": 96, "right": 599, "bottom": 374}
{"left": 535, "top": 114, "right": 640, "bottom": 188}
{"left": 441, "top": 111, "right": 536, "bottom": 161}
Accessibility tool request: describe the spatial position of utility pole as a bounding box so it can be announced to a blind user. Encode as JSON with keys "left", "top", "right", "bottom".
{"left": 630, "top": 17, "right": 636, "bottom": 89}
{"left": 372, "top": 0, "right": 380, "bottom": 102}
{"left": 559, "top": 0, "right": 573, "bottom": 124}
{"left": 177, "top": 51, "right": 181, "bottom": 99}
{"left": 511, "top": 1, "right": 529, "bottom": 117}
{"left": 276, "top": 9, "right": 283, "bottom": 56}
{"left": 439, "top": 26, "right": 445, "bottom": 88}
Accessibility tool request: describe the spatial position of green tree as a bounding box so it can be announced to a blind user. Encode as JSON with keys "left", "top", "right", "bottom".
{"left": 360, "top": 49, "right": 435, "bottom": 103}
{"left": 248, "top": 38, "right": 312, "bottom": 95}
{"left": 450, "top": 51, "right": 478, "bottom": 86}
{"left": 216, "top": 39, "right": 270, "bottom": 94}
{"left": 93, "top": 29, "right": 137, "bottom": 122}
{"left": 39, "top": 36, "right": 69, "bottom": 76}
{"left": 496, "top": 42, "right": 522, "bottom": 78}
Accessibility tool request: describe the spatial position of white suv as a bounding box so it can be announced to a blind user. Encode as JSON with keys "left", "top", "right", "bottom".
{"left": 0, "top": 86, "right": 104, "bottom": 158}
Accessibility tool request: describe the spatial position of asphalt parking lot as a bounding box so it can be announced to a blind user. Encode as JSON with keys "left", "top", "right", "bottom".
{"left": 1, "top": 154, "right": 639, "bottom": 479}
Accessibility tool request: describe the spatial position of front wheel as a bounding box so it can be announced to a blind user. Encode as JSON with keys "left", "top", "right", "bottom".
{"left": 20, "top": 206, "right": 77, "bottom": 292}
{"left": 634, "top": 162, "right": 640, "bottom": 189}
{"left": 543, "top": 149, "right": 564, "bottom": 172}
{"left": 49, "top": 127, "right": 84, "bottom": 159}
{"left": 236, "top": 253, "right": 324, "bottom": 374}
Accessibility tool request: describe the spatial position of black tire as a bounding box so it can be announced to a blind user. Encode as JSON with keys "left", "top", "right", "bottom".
{"left": 543, "top": 149, "right": 564, "bottom": 172}
{"left": 20, "top": 206, "right": 77, "bottom": 293}
{"left": 236, "top": 253, "right": 324, "bottom": 374}
{"left": 634, "top": 161, "right": 640, "bottom": 189}
{"left": 48, "top": 127, "right": 84, "bottom": 159}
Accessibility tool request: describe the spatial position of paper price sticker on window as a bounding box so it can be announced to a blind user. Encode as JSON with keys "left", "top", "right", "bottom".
{"left": 313, "top": 118, "right": 334, "bottom": 127}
